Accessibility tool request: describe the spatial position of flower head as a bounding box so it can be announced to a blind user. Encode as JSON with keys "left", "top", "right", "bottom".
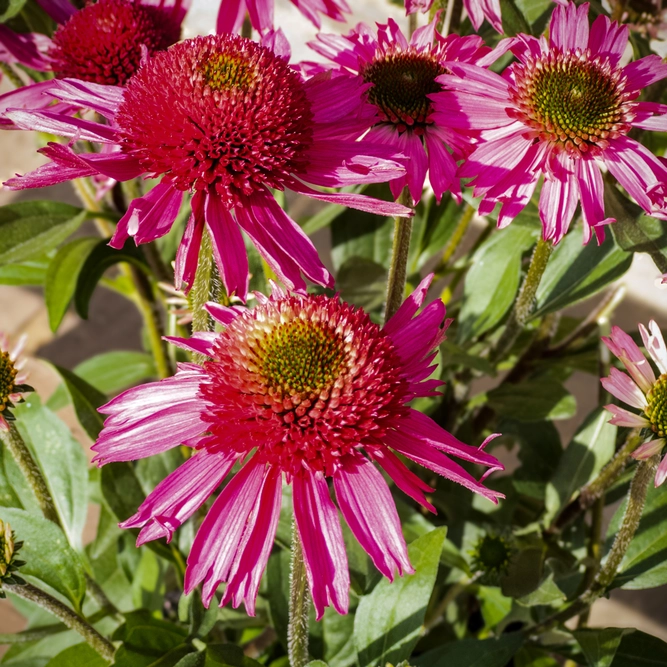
{"left": 0, "top": 0, "right": 186, "bottom": 86}
{"left": 93, "top": 277, "right": 503, "bottom": 618}
{"left": 432, "top": 1, "right": 667, "bottom": 243}
{"left": 310, "top": 18, "right": 489, "bottom": 202}
{"left": 601, "top": 321, "right": 667, "bottom": 487}
{"left": 0, "top": 334, "right": 32, "bottom": 432}
{"left": 5, "top": 33, "right": 410, "bottom": 300}
{"left": 0, "top": 519, "right": 25, "bottom": 597}
{"left": 470, "top": 532, "right": 513, "bottom": 580}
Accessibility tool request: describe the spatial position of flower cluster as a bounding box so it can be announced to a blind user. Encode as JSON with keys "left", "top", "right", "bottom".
{"left": 0, "top": 334, "right": 31, "bottom": 432}
{"left": 0, "top": 519, "right": 25, "bottom": 598}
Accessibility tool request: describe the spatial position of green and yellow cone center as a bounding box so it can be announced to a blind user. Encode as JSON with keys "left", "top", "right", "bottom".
{"left": 0, "top": 350, "right": 18, "bottom": 414}
{"left": 645, "top": 374, "right": 667, "bottom": 437}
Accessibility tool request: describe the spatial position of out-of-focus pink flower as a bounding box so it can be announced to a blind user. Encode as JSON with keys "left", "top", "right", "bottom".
{"left": 216, "top": 0, "right": 349, "bottom": 35}
{"left": 432, "top": 1, "right": 667, "bottom": 243}
{"left": 4, "top": 33, "right": 411, "bottom": 299}
{"left": 0, "top": 0, "right": 188, "bottom": 86}
{"left": 602, "top": 321, "right": 667, "bottom": 487}
{"left": 405, "top": 0, "right": 502, "bottom": 34}
{"left": 0, "top": 334, "right": 31, "bottom": 432}
{"left": 309, "top": 18, "right": 489, "bottom": 203}
{"left": 93, "top": 277, "right": 504, "bottom": 617}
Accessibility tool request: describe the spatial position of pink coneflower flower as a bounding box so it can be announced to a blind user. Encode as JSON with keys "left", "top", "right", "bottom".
{"left": 602, "top": 321, "right": 667, "bottom": 487}
{"left": 0, "top": 334, "right": 32, "bottom": 432}
{"left": 93, "top": 277, "right": 504, "bottom": 617}
{"left": 405, "top": 0, "right": 502, "bottom": 34}
{"left": 309, "top": 18, "right": 489, "bottom": 203}
{"left": 432, "top": 1, "right": 667, "bottom": 243}
{"left": 216, "top": 0, "right": 349, "bottom": 35}
{"left": 0, "top": 0, "right": 187, "bottom": 86}
{"left": 4, "top": 34, "right": 410, "bottom": 299}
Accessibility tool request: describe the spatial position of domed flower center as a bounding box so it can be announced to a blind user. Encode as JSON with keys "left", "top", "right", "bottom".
{"left": 361, "top": 51, "right": 446, "bottom": 131}
{"left": 116, "top": 35, "right": 315, "bottom": 207}
{"left": 511, "top": 51, "right": 635, "bottom": 154}
{"left": 49, "top": 0, "right": 181, "bottom": 85}
{"left": 645, "top": 374, "right": 667, "bottom": 437}
{"left": 0, "top": 350, "right": 18, "bottom": 415}
{"left": 201, "top": 295, "right": 408, "bottom": 476}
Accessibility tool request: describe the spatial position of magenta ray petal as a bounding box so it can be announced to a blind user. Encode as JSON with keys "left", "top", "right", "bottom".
{"left": 120, "top": 449, "right": 237, "bottom": 545}
{"left": 175, "top": 193, "right": 205, "bottom": 292}
{"left": 370, "top": 447, "right": 436, "bottom": 512}
{"left": 384, "top": 274, "right": 432, "bottom": 334}
{"left": 603, "top": 404, "right": 649, "bottom": 428}
{"left": 600, "top": 368, "right": 647, "bottom": 409}
{"left": 36, "top": 0, "right": 76, "bottom": 23}
{"left": 294, "top": 472, "right": 349, "bottom": 619}
{"left": 220, "top": 468, "right": 282, "bottom": 616}
{"left": 334, "top": 456, "right": 413, "bottom": 580}
{"left": 205, "top": 195, "right": 250, "bottom": 300}
{"left": 640, "top": 321, "right": 667, "bottom": 374}
{"left": 204, "top": 302, "right": 244, "bottom": 326}
{"left": 164, "top": 333, "right": 218, "bottom": 358}
{"left": 185, "top": 458, "right": 268, "bottom": 607}
{"left": 0, "top": 81, "right": 61, "bottom": 125}
{"left": 0, "top": 26, "right": 51, "bottom": 71}
{"left": 6, "top": 108, "right": 118, "bottom": 143}
{"left": 50, "top": 78, "right": 124, "bottom": 118}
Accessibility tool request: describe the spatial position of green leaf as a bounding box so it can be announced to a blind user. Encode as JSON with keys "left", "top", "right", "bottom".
{"left": 0, "top": 0, "right": 28, "bottom": 23}
{"left": 336, "top": 258, "right": 387, "bottom": 313}
{"left": 516, "top": 571, "right": 565, "bottom": 607}
{"left": 101, "top": 462, "right": 147, "bottom": 524}
{"left": 458, "top": 225, "right": 538, "bottom": 342}
{"left": 51, "top": 365, "right": 106, "bottom": 441}
{"left": 0, "top": 508, "right": 86, "bottom": 610}
{"left": 73, "top": 351, "right": 156, "bottom": 395}
{"left": 323, "top": 597, "right": 357, "bottom": 667}
{"left": 533, "top": 225, "right": 632, "bottom": 318}
{"left": 414, "top": 633, "right": 524, "bottom": 667}
{"left": 205, "top": 645, "right": 263, "bottom": 667}
{"left": 500, "top": 0, "right": 531, "bottom": 35}
{"left": 353, "top": 527, "right": 446, "bottom": 667}
{"left": 609, "top": 629, "right": 667, "bottom": 666}
{"left": 545, "top": 408, "right": 617, "bottom": 519}
{"left": 476, "top": 586, "right": 512, "bottom": 628}
{"left": 0, "top": 201, "right": 86, "bottom": 265}
{"left": 573, "top": 628, "right": 625, "bottom": 667}
{"left": 607, "top": 481, "right": 667, "bottom": 590}
{"left": 486, "top": 378, "right": 576, "bottom": 423}
{"left": 13, "top": 397, "right": 88, "bottom": 550}
{"left": 500, "top": 547, "right": 544, "bottom": 599}
{"left": 74, "top": 239, "right": 148, "bottom": 319}
{"left": 45, "top": 643, "right": 107, "bottom": 667}
{"left": 0, "top": 253, "right": 52, "bottom": 286}
{"left": 607, "top": 184, "right": 667, "bottom": 273}
{"left": 410, "top": 194, "right": 462, "bottom": 271}
{"left": 45, "top": 238, "right": 99, "bottom": 332}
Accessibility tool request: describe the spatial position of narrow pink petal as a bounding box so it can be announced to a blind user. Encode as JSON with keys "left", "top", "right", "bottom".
{"left": 220, "top": 468, "right": 282, "bottom": 616}
{"left": 185, "top": 459, "right": 267, "bottom": 607}
{"left": 603, "top": 404, "right": 650, "bottom": 428}
{"left": 5, "top": 108, "right": 118, "bottom": 143}
{"left": 370, "top": 447, "right": 435, "bottom": 512}
{"left": 334, "top": 456, "right": 413, "bottom": 580}
{"left": 600, "top": 368, "right": 648, "bottom": 409}
{"left": 406, "top": 0, "right": 434, "bottom": 14}
{"left": 549, "top": 1, "right": 589, "bottom": 53}
{"left": 51, "top": 78, "right": 124, "bottom": 118}
{"left": 246, "top": 0, "right": 273, "bottom": 33}
{"left": 383, "top": 274, "right": 433, "bottom": 336}
{"left": 216, "top": 0, "right": 246, "bottom": 34}
{"left": 639, "top": 320, "right": 667, "bottom": 375}
{"left": 205, "top": 194, "right": 249, "bottom": 300}
{"left": 424, "top": 130, "right": 459, "bottom": 202}
{"left": 539, "top": 164, "right": 579, "bottom": 244}
{"left": 623, "top": 55, "right": 667, "bottom": 93}
{"left": 164, "top": 332, "right": 218, "bottom": 357}
{"left": 175, "top": 192, "right": 205, "bottom": 291}
{"left": 602, "top": 325, "right": 655, "bottom": 393}
{"left": 35, "top": 0, "right": 76, "bottom": 23}
{"left": 589, "top": 14, "right": 628, "bottom": 66}
{"left": 655, "top": 454, "right": 667, "bottom": 487}
{"left": 577, "top": 158, "right": 614, "bottom": 243}
{"left": 293, "top": 472, "right": 349, "bottom": 619}
{"left": 0, "top": 26, "right": 51, "bottom": 71}
{"left": 632, "top": 438, "right": 664, "bottom": 460}
{"left": 204, "top": 302, "right": 244, "bottom": 326}
{"left": 0, "top": 81, "right": 57, "bottom": 123}
{"left": 121, "top": 449, "right": 236, "bottom": 545}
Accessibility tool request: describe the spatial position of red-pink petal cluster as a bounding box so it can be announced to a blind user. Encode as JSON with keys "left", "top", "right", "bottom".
{"left": 405, "top": 0, "right": 502, "bottom": 34}
{"left": 93, "top": 277, "right": 504, "bottom": 618}
{"left": 432, "top": 1, "right": 667, "bottom": 243}
{"left": 602, "top": 321, "right": 667, "bottom": 487}
{"left": 310, "top": 18, "right": 489, "bottom": 203}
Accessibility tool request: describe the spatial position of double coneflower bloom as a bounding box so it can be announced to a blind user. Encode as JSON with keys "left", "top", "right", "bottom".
{"left": 95, "top": 278, "right": 503, "bottom": 617}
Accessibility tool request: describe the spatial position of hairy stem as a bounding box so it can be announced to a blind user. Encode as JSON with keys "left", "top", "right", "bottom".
{"left": 287, "top": 524, "right": 310, "bottom": 667}
{"left": 1, "top": 422, "right": 59, "bottom": 524}
{"left": 492, "top": 238, "right": 553, "bottom": 362}
{"left": 0, "top": 62, "right": 25, "bottom": 88}
{"left": 4, "top": 583, "right": 115, "bottom": 662}
{"left": 384, "top": 188, "right": 414, "bottom": 324}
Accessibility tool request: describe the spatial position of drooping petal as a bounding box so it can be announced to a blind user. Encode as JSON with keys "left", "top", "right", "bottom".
{"left": 602, "top": 325, "right": 656, "bottom": 393}
{"left": 293, "top": 471, "right": 349, "bottom": 619}
{"left": 120, "top": 449, "right": 237, "bottom": 545}
{"left": 174, "top": 192, "right": 205, "bottom": 291}
{"left": 600, "top": 367, "right": 648, "bottom": 410}
{"left": 603, "top": 404, "right": 649, "bottom": 428}
{"left": 639, "top": 320, "right": 667, "bottom": 375}
{"left": 655, "top": 453, "right": 667, "bottom": 487}
{"left": 334, "top": 455, "right": 413, "bottom": 580}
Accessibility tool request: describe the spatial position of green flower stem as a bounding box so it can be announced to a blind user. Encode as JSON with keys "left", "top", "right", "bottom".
{"left": 588, "top": 455, "right": 658, "bottom": 595}
{"left": 492, "top": 237, "right": 553, "bottom": 362}
{"left": 4, "top": 582, "right": 115, "bottom": 662}
{"left": 71, "top": 177, "right": 173, "bottom": 379}
{"left": 434, "top": 203, "right": 476, "bottom": 274}
{"left": 1, "top": 422, "right": 120, "bottom": 617}
{"left": 530, "top": 457, "right": 658, "bottom": 637}
{"left": 384, "top": 188, "right": 414, "bottom": 325}
{"left": 550, "top": 430, "right": 643, "bottom": 534}
{"left": 0, "top": 62, "right": 25, "bottom": 88}
{"left": 0, "top": 423, "right": 59, "bottom": 525}
{"left": 287, "top": 524, "right": 310, "bottom": 667}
